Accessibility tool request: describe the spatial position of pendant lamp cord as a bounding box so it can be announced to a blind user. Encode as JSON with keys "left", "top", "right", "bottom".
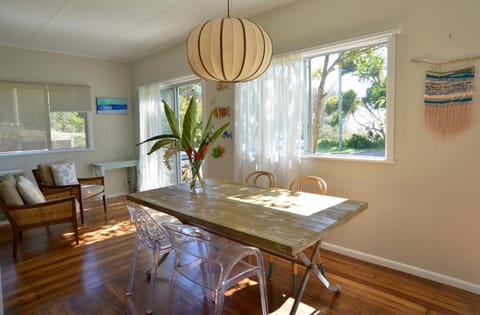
{"left": 227, "top": 0, "right": 230, "bottom": 17}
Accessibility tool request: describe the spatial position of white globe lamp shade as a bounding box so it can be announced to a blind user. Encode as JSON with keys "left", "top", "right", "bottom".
{"left": 186, "top": 17, "right": 272, "bottom": 83}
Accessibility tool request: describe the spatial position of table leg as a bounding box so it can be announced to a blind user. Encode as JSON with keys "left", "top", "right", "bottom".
{"left": 290, "top": 240, "right": 341, "bottom": 314}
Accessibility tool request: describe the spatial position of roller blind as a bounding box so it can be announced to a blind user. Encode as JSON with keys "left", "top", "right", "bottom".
{"left": 48, "top": 84, "right": 91, "bottom": 112}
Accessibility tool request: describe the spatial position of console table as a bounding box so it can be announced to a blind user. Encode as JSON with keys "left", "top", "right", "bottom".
{"left": 91, "top": 160, "right": 138, "bottom": 192}
{"left": 0, "top": 169, "right": 24, "bottom": 177}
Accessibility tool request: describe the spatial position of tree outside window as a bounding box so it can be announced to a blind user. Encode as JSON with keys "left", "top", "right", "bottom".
{"left": 307, "top": 41, "right": 389, "bottom": 159}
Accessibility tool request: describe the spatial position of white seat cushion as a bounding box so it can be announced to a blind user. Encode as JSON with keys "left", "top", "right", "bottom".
{"left": 81, "top": 184, "right": 104, "bottom": 200}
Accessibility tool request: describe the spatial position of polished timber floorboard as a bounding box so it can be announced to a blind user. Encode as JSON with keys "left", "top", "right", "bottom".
{"left": 0, "top": 196, "right": 479, "bottom": 314}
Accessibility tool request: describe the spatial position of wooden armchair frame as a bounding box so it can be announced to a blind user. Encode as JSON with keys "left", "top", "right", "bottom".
{"left": 0, "top": 188, "right": 79, "bottom": 257}
{"left": 33, "top": 169, "right": 107, "bottom": 224}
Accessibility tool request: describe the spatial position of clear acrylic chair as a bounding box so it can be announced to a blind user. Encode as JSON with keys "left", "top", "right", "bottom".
{"left": 163, "top": 223, "right": 268, "bottom": 315}
{"left": 126, "top": 203, "right": 181, "bottom": 314}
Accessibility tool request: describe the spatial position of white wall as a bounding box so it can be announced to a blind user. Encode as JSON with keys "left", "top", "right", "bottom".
{"left": 132, "top": 0, "right": 480, "bottom": 292}
{"left": 0, "top": 45, "right": 134, "bottom": 197}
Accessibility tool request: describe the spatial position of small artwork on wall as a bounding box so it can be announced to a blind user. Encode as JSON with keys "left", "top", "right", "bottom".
{"left": 96, "top": 97, "right": 128, "bottom": 114}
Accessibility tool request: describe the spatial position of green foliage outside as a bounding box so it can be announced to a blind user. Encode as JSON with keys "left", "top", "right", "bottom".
{"left": 311, "top": 43, "right": 387, "bottom": 155}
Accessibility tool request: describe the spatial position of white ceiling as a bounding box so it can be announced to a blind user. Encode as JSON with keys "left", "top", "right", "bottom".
{"left": 0, "top": 0, "right": 294, "bottom": 61}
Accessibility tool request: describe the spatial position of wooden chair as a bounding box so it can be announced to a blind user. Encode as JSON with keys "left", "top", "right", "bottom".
{"left": 289, "top": 175, "right": 327, "bottom": 194}
{"left": 33, "top": 167, "right": 107, "bottom": 225}
{"left": 0, "top": 188, "right": 79, "bottom": 257}
{"left": 245, "top": 171, "right": 276, "bottom": 188}
{"left": 245, "top": 170, "right": 276, "bottom": 278}
{"left": 289, "top": 175, "right": 328, "bottom": 293}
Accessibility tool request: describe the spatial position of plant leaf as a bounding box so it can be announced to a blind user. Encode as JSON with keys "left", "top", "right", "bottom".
{"left": 137, "top": 134, "right": 178, "bottom": 146}
{"left": 181, "top": 96, "right": 196, "bottom": 150}
{"left": 199, "top": 109, "right": 215, "bottom": 145}
{"left": 162, "top": 100, "right": 181, "bottom": 139}
{"left": 147, "top": 138, "right": 177, "bottom": 155}
{"left": 207, "top": 121, "right": 230, "bottom": 145}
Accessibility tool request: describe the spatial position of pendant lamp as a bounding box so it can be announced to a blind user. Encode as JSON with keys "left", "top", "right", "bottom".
{"left": 186, "top": 0, "right": 272, "bottom": 83}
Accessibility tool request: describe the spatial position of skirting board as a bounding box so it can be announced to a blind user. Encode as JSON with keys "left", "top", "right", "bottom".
{"left": 322, "top": 242, "right": 480, "bottom": 295}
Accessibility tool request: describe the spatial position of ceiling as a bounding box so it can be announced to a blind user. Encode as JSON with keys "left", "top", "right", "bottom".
{"left": 0, "top": 0, "right": 294, "bottom": 62}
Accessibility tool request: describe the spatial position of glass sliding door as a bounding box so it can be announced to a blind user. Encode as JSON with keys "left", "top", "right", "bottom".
{"left": 138, "top": 80, "right": 201, "bottom": 190}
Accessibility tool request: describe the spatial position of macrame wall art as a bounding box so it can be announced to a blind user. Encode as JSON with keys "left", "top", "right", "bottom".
{"left": 424, "top": 67, "right": 475, "bottom": 136}
{"left": 412, "top": 55, "right": 478, "bottom": 137}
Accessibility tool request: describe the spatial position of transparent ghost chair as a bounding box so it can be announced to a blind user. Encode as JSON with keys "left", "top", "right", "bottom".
{"left": 163, "top": 223, "right": 268, "bottom": 315}
{"left": 126, "top": 203, "right": 181, "bottom": 314}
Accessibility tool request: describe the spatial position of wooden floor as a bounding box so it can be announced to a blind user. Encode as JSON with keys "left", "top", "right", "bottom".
{"left": 1, "top": 196, "right": 479, "bottom": 315}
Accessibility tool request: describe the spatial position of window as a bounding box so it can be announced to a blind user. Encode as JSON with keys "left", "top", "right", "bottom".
{"left": 0, "top": 82, "right": 91, "bottom": 154}
{"left": 303, "top": 31, "right": 396, "bottom": 161}
{"left": 138, "top": 78, "right": 201, "bottom": 190}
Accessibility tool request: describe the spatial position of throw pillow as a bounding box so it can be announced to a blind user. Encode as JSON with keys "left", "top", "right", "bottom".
{"left": 0, "top": 174, "right": 17, "bottom": 186}
{"left": 16, "top": 176, "right": 46, "bottom": 204}
{"left": 0, "top": 180, "right": 24, "bottom": 206}
{"left": 37, "top": 159, "right": 68, "bottom": 185}
{"left": 50, "top": 162, "right": 79, "bottom": 185}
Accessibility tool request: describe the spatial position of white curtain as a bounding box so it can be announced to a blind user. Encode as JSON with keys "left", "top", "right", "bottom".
{"left": 138, "top": 84, "right": 173, "bottom": 191}
{"left": 234, "top": 54, "right": 305, "bottom": 188}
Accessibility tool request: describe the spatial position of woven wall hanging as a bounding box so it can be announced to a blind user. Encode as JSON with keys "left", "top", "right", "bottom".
{"left": 424, "top": 66, "right": 475, "bottom": 136}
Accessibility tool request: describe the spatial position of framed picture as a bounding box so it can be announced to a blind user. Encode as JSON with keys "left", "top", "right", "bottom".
{"left": 96, "top": 97, "right": 128, "bottom": 114}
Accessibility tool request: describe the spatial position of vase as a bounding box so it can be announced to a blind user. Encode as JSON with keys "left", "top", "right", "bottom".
{"left": 189, "top": 160, "right": 206, "bottom": 193}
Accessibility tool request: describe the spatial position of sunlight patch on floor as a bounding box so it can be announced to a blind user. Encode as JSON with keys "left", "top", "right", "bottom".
{"left": 63, "top": 218, "right": 135, "bottom": 246}
{"left": 270, "top": 297, "right": 322, "bottom": 315}
{"left": 224, "top": 278, "right": 258, "bottom": 297}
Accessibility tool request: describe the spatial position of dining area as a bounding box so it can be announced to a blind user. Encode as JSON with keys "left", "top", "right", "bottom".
{"left": 125, "top": 173, "right": 368, "bottom": 315}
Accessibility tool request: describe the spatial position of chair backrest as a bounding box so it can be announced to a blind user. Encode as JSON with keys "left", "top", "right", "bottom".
{"left": 289, "top": 176, "right": 328, "bottom": 195}
{"left": 127, "top": 203, "right": 177, "bottom": 251}
{"left": 245, "top": 171, "right": 276, "bottom": 188}
{"left": 32, "top": 169, "right": 44, "bottom": 188}
{"left": 164, "top": 223, "right": 254, "bottom": 290}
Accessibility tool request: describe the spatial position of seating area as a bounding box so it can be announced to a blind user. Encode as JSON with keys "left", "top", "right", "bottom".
{"left": 0, "top": 174, "right": 79, "bottom": 257}
{"left": 32, "top": 161, "right": 107, "bottom": 224}
{"left": 1, "top": 197, "right": 479, "bottom": 315}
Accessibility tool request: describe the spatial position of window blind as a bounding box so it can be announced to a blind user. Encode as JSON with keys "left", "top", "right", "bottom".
{"left": 47, "top": 84, "right": 91, "bottom": 112}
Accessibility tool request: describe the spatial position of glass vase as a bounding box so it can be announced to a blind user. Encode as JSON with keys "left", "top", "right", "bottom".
{"left": 189, "top": 160, "right": 205, "bottom": 193}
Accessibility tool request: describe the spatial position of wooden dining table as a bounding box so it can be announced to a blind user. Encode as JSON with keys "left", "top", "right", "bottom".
{"left": 127, "top": 178, "right": 368, "bottom": 314}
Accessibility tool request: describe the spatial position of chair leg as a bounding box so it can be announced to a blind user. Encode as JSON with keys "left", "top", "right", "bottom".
{"left": 126, "top": 240, "right": 141, "bottom": 296}
{"left": 102, "top": 195, "right": 107, "bottom": 213}
{"left": 147, "top": 245, "right": 161, "bottom": 314}
{"left": 315, "top": 254, "right": 326, "bottom": 276}
{"left": 79, "top": 201, "right": 85, "bottom": 225}
{"left": 73, "top": 220, "right": 79, "bottom": 245}
{"left": 292, "top": 260, "right": 298, "bottom": 294}
{"left": 267, "top": 255, "right": 274, "bottom": 279}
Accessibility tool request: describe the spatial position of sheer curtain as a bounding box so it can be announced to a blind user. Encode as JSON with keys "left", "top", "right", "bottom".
{"left": 234, "top": 54, "right": 306, "bottom": 188}
{"left": 138, "top": 84, "right": 175, "bottom": 191}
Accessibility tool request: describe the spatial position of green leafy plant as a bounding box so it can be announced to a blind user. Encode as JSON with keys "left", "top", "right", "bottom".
{"left": 139, "top": 96, "right": 230, "bottom": 191}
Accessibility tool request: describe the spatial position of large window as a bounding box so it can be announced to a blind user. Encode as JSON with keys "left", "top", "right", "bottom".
{"left": 0, "top": 82, "right": 91, "bottom": 154}
{"left": 303, "top": 32, "right": 395, "bottom": 161}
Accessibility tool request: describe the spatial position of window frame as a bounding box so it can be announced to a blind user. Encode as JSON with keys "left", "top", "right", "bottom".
{"left": 302, "top": 30, "right": 397, "bottom": 163}
{"left": 0, "top": 82, "right": 92, "bottom": 156}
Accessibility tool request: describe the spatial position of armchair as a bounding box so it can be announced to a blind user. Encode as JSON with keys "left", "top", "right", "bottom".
{"left": 33, "top": 162, "right": 107, "bottom": 224}
{"left": 0, "top": 182, "right": 78, "bottom": 258}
